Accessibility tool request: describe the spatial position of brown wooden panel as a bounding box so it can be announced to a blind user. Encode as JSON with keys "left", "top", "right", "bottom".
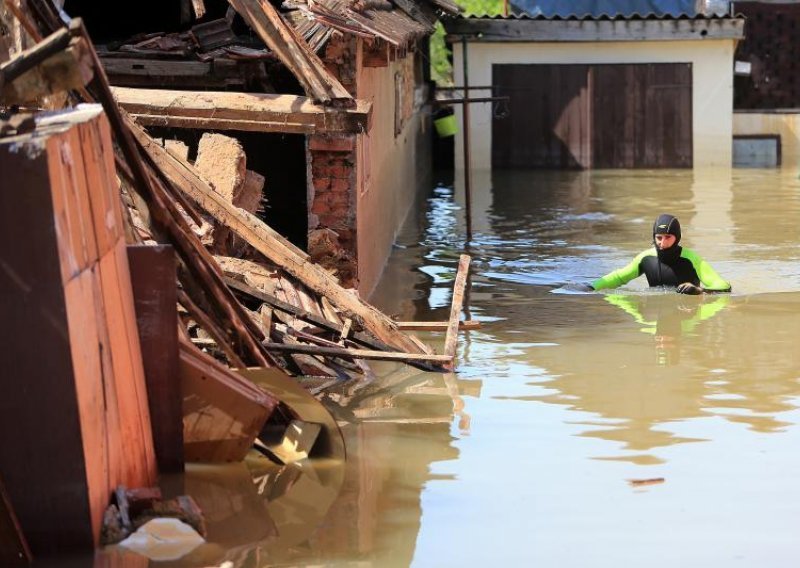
{"left": 492, "top": 63, "right": 692, "bottom": 169}
{"left": 180, "top": 338, "right": 276, "bottom": 463}
{"left": 0, "top": 131, "right": 96, "bottom": 552}
{"left": 492, "top": 64, "right": 590, "bottom": 168}
{"left": 127, "top": 245, "right": 184, "bottom": 473}
{"left": 0, "top": 108, "right": 157, "bottom": 554}
{"left": 592, "top": 63, "right": 692, "bottom": 168}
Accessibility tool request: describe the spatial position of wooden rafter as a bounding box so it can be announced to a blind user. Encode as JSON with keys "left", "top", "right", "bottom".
{"left": 228, "top": 0, "right": 354, "bottom": 106}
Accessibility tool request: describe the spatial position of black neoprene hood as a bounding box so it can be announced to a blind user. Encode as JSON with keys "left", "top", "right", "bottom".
{"left": 653, "top": 213, "right": 681, "bottom": 244}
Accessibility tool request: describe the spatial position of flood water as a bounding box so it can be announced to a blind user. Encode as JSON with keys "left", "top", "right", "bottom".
{"left": 99, "top": 167, "right": 800, "bottom": 567}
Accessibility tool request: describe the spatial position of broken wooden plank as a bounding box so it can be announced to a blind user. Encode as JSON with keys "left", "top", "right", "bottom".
{"left": 320, "top": 295, "right": 343, "bottom": 326}
{"left": 338, "top": 318, "right": 352, "bottom": 345}
{"left": 71, "top": 20, "right": 272, "bottom": 368}
{"left": 177, "top": 289, "right": 247, "bottom": 369}
{"left": 0, "top": 23, "right": 70, "bottom": 85}
{"left": 192, "top": 0, "right": 207, "bottom": 19}
{"left": 100, "top": 57, "right": 251, "bottom": 89}
{"left": 443, "top": 255, "right": 471, "bottom": 370}
{"left": 261, "top": 342, "right": 452, "bottom": 364}
{"left": 228, "top": 0, "right": 353, "bottom": 106}
{"left": 223, "top": 274, "right": 424, "bottom": 358}
{"left": 1, "top": 35, "right": 93, "bottom": 105}
{"left": 179, "top": 336, "right": 277, "bottom": 463}
{"left": 133, "top": 114, "right": 315, "bottom": 135}
{"left": 396, "top": 320, "right": 481, "bottom": 331}
{"left": 191, "top": 18, "right": 235, "bottom": 51}
{"left": 128, "top": 120, "right": 424, "bottom": 353}
{"left": 111, "top": 87, "right": 371, "bottom": 134}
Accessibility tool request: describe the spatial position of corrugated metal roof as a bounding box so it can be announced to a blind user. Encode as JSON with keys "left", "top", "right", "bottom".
{"left": 455, "top": 11, "right": 738, "bottom": 20}
{"left": 500, "top": 0, "right": 730, "bottom": 19}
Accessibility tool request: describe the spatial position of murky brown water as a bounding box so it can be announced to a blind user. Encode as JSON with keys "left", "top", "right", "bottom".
{"left": 98, "top": 167, "right": 800, "bottom": 567}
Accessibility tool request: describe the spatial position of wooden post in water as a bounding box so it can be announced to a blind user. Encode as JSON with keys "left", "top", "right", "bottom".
{"left": 444, "top": 255, "right": 472, "bottom": 370}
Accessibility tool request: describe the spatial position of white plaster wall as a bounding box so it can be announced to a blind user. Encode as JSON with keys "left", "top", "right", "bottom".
{"left": 733, "top": 112, "right": 800, "bottom": 168}
{"left": 356, "top": 49, "right": 431, "bottom": 297}
{"left": 452, "top": 40, "right": 736, "bottom": 169}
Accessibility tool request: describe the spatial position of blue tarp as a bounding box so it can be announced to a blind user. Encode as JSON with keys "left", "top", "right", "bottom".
{"left": 508, "top": 0, "right": 701, "bottom": 17}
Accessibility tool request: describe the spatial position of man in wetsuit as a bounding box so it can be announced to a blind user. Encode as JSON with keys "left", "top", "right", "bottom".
{"left": 588, "top": 214, "right": 731, "bottom": 295}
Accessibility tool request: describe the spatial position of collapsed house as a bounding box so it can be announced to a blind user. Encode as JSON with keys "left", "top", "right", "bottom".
{"left": 0, "top": 0, "right": 476, "bottom": 562}
{"left": 64, "top": 0, "right": 459, "bottom": 295}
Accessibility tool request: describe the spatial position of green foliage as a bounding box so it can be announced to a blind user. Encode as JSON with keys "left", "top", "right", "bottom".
{"left": 429, "top": 0, "right": 504, "bottom": 85}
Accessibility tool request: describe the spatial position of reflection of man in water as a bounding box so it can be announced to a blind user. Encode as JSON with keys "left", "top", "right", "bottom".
{"left": 605, "top": 294, "right": 730, "bottom": 365}
{"left": 587, "top": 214, "right": 731, "bottom": 294}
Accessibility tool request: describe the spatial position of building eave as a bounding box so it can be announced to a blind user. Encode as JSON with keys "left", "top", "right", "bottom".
{"left": 443, "top": 16, "right": 745, "bottom": 42}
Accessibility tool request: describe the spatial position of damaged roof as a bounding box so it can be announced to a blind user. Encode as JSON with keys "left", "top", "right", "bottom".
{"left": 283, "top": 0, "right": 460, "bottom": 48}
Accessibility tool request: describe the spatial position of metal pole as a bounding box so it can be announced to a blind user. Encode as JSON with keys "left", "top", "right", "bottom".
{"left": 461, "top": 36, "right": 473, "bottom": 242}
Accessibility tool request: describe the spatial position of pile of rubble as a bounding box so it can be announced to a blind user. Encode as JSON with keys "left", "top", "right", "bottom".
{"left": 0, "top": 0, "right": 472, "bottom": 563}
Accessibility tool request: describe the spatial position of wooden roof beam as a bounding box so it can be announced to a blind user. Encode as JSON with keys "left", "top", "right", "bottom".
{"left": 111, "top": 87, "right": 371, "bottom": 134}
{"left": 228, "top": 0, "right": 354, "bottom": 107}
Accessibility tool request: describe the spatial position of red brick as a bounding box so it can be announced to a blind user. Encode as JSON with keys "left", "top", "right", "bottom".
{"left": 329, "top": 193, "right": 350, "bottom": 209}
{"left": 329, "top": 165, "right": 351, "bottom": 178}
{"left": 312, "top": 165, "right": 334, "bottom": 178}
{"left": 311, "top": 199, "right": 329, "bottom": 215}
{"left": 330, "top": 178, "right": 350, "bottom": 193}
{"left": 309, "top": 135, "right": 355, "bottom": 153}
{"left": 313, "top": 177, "right": 331, "bottom": 191}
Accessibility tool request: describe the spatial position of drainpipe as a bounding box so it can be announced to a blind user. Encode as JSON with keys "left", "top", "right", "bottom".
{"left": 461, "top": 35, "right": 473, "bottom": 242}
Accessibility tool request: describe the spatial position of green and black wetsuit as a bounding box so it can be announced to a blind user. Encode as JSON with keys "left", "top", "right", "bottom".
{"left": 591, "top": 214, "right": 731, "bottom": 292}
{"left": 591, "top": 247, "right": 731, "bottom": 292}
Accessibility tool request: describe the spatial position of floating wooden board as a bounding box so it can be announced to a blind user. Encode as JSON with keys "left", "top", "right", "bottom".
{"left": 395, "top": 320, "right": 481, "bottom": 331}
{"left": 180, "top": 338, "right": 277, "bottom": 463}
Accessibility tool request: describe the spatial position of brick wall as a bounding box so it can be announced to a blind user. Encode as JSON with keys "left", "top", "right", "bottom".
{"left": 307, "top": 134, "right": 358, "bottom": 288}
{"left": 322, "top": 34, "right": 357, "bottom": 96}
{"left": 306, "top": 35, "right": 360, "bottom": 288}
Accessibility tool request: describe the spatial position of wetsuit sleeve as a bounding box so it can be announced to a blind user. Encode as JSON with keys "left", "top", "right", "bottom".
{"left": 681, "top": 249, "right": 731, "bottom": 292}
{"left": 591, "top": 250, "right": 649, "bottom": 291}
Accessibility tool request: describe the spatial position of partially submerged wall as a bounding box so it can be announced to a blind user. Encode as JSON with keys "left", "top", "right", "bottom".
{"left": 733, "top": 111, "right": 800, "bottom": 168}
{"left": 308, "top": 36, "right": 432, "bottom": 296}
{"left": 355, "top": 40, "right": 431, "bottom": 297}
{"left": 452, "top": 39, "right": 736, "bottom": 169}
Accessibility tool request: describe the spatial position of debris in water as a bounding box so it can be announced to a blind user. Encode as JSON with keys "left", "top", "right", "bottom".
{"left": 627, "top": 477, "right": 665, "bottom": 487}
{"left": 118, "top": 518, "right": 205, "bottom": 561}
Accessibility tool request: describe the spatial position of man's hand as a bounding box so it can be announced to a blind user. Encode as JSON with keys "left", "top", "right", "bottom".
{"left": 676, "top": 282, "right": 703, "bottom": 295}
